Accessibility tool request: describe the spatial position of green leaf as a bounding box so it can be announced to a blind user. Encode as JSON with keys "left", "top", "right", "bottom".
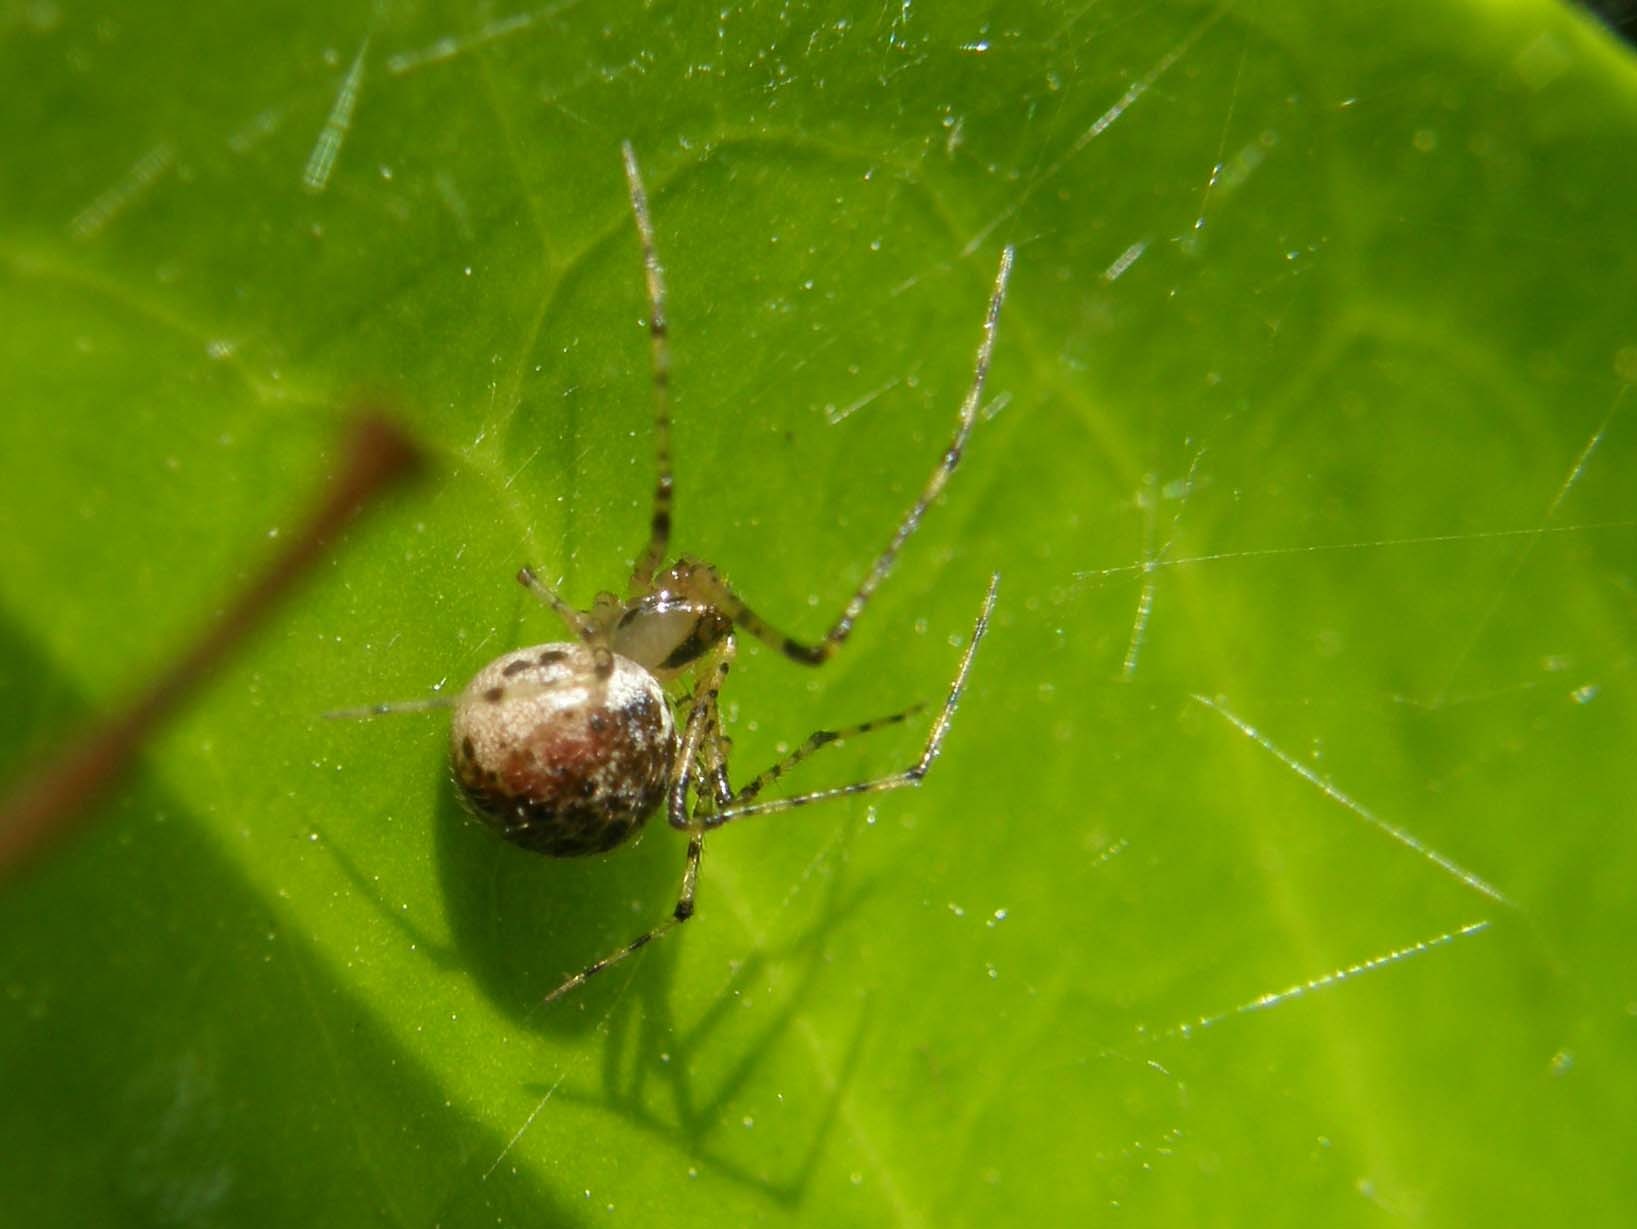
{"left": 4, "top": 1, "right": 1635, "bottom": 1224}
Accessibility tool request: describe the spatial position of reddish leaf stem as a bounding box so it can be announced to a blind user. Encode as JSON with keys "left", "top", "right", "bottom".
{"left": 0, "top": 412, "right": 422, "bottom": 884}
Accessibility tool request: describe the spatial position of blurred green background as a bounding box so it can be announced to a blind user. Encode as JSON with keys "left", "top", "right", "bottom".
{"left": 3, "top": 1, "right": 1634, "bottom": 1224}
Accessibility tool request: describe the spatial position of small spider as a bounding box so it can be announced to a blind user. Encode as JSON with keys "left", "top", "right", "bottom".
{"left": 333, "top": 142, "right": 1014, "bottom": 1005}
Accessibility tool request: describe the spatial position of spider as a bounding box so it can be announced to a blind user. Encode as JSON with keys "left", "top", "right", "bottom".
{"left": 333, "top": 142, "right": 1014, "bottom": 1006}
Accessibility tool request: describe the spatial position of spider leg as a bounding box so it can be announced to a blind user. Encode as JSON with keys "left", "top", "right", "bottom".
{"left": 542, "top": 830, "right": 704, "bottom": 1005}
{"left": 323, "top": 652, "right": 625, "bottom": 723}
{"left": 693, "top": 704, "right": 735, "bottom": 809}
{"left": 723, "top": 701, "right": 925, "bottom": 807}
{"left": 671, "top": 691, "right": 730, "bottom": 805}
{"left": 667, "top": 639, "right": 734, "bottom": 823}
{"left": 516, "top": 566, "right": 598, "bottom": 641}
{"left": 323, "top": 696, "right": 455, "bottom": 720}
{"left": 540, "top": 639, "right": 733, "bottom": 1006}
{"left": 676, "top": 246, "right": 1012, "bottom": 666}
{"left": 620, "top": 140, "right": 675, "bottom": 596}
{"left": 698, "top": 573, "right": 996, "bottom": 831}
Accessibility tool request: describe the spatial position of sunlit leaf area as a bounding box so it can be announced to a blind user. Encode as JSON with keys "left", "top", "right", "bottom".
{"left": 3, "top": 2, "right": 1635, "bottom": 1224}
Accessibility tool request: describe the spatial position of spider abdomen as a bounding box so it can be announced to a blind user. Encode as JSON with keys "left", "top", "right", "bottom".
{"left": 450, "top": 643, "right": 676, "bottom": 857}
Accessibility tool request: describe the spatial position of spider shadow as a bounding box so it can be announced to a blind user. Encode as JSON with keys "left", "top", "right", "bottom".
{"left": 326, "top": 754, "right": 888, "bottom": 1201}
{"left": 431, "top": 781, "right": 686, "bottom": 1038}
{"left": 316, "top": 771, "right": 681, "bottom": 1038}
{"left": 534, "top": 826, "right": 886, "bottom": 1205}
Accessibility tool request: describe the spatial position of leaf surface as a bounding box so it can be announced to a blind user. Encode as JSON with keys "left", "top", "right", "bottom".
{"left": 2, "top": 2, "right": 1635, "bottom": 1225}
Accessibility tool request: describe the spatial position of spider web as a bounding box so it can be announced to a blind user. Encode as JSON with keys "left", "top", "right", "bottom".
{"left": 2, "top": 1, "right": 1635, "bottom": 1226}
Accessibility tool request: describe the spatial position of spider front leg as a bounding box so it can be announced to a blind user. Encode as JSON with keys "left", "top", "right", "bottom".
{"left": 665, "top": 245, "right": 1013, "bottom": 669}
{"left": 620, "top": 140, "right": 675, "bottom": 596}
{"left": 540, "top": 640, "right": 733, "bottom": 1005}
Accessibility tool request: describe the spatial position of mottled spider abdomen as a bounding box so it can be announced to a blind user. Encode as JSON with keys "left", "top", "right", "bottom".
{"left": 450, "top": 643, "right": 676, "bottom": 857}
